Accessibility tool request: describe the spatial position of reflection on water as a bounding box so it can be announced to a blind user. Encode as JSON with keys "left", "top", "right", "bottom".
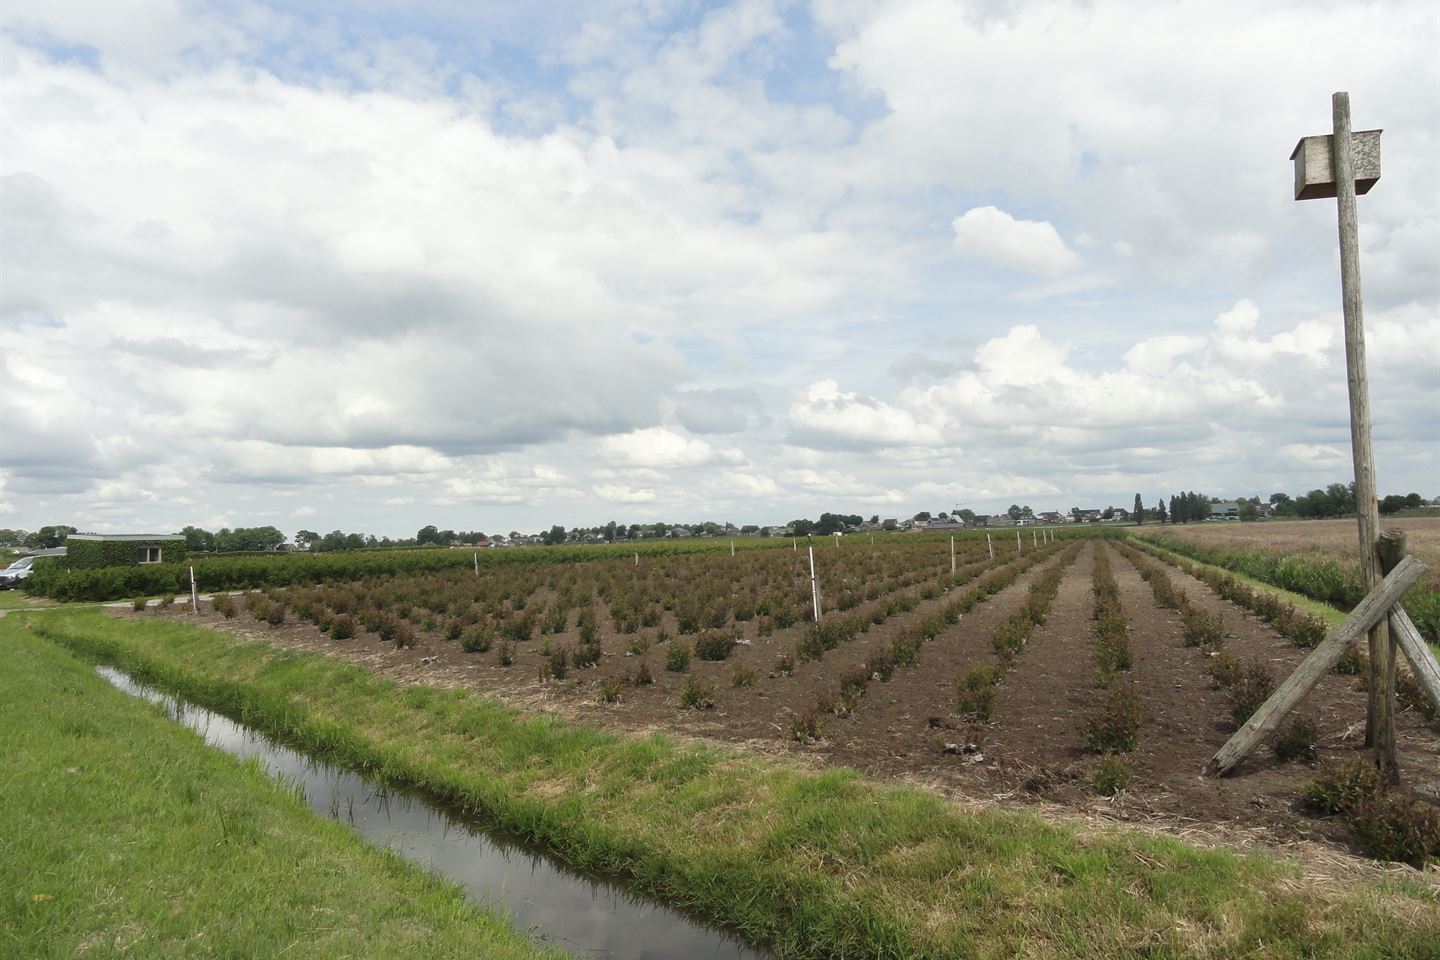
{"left": 97, "top": 666, "right": 766, "bottom": 960}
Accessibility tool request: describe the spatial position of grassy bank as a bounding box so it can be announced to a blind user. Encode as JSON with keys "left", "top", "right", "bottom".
{"left": 13, "top": 610, "right": 1439, "bottom": 958}
{"left": 0, "top": 624, "right": 562, "bottom": 960}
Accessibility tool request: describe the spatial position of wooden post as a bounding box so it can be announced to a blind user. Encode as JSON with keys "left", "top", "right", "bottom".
{"left": 189, "top": 565, "right": 198, "bottom": 614}
{"left": 1388, "top": 605, "right": 1440, "bottom": 714}
{"left": 1016, "top": 531, "right": 1022, "bottom": 554}
{"left": 986, "top": 533, "right": 993, "bottom": 559}
{"left": 1205, "top": 555, "right": 1424, "bottom": 776}
{"left": 808, "top": 545, "right": 821, "bottom": 623}
{"left": 1331, "top": 92, "right": 1394, "bottom": 777}
{"left": 730, "top": 540, "right": 735, "bottom": 556}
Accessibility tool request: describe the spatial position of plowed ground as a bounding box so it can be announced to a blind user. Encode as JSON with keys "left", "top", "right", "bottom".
{"left": 130, "top": 539, "right": 1440, "bottom": 859}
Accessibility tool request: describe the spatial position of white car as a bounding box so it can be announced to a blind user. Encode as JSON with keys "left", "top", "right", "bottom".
{"left": 0, "top": 555, "right": 36, "bottom": 589}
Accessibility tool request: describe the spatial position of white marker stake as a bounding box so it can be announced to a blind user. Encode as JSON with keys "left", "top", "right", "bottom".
{"left": 1032, "top": 530, "right": 1037, "bottom": 548}
{"left": 474, "top": 552, "right": 479, "bottom": 575}
{"left": 1017, "top": 531, "right": 1022, "bottom": 554}
{"left": 950, "top": 536, "right": 956, "bottom": 575}
{"left": 793, "top": 538, "right": 797, "bottom": 552}
{"left": 189, "top": 565, "right": 198, "bottom": 614}
{"left": 731, "top": 540, "right": 735, "bottom": 556}
{"left": 634, "top": 552, "right": 639, "bottom": 567}
{"left": 808, "top": 545, "right": 821, "bottom": 623}
{"left": 987, "top": 533, "right": 993, "bottom": 559}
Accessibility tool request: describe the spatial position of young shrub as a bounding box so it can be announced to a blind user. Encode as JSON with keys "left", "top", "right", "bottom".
{"left": 572, "top": 642, "right": 602, "bottom": 669}
{"left": 1334, "top": 646, "right": 1366, "bottom": 675}
{"left": 329, "top": 614, "right": 357, "bottom": 641}
{"left": 956, "top": 663, "right": 1003, "bottom": 722}
{"left": 211, "top": 594, "right": 236, "bottom": 619}
{"left": 1084, "top": 683, "right": 1143, "bottom": 753}
{"left": 460, "top": 625, "right": 493, "bottom": 653}
{"left": 1396, "top": 672, "right": 1438, "bottom": 724}
{"left": 442, "top": 619, "right": 464, "bottom": 641}
{"left": 626, "top": 635, "right": 651, "bottom": 656}
{"left": 501, "top": 614, "right": 534, "bottom": 644}
{"left": 731, "top": 663, "right": 757, "bottom": 688}
{"left": 1300, "top": 759, "right": 1382, "bottom": 815}
{"left": 1208, "top": 650, "right": 1241, "bottom": 690}
{"left": 629, "top": 660, "right": 654, "bottom": 687}
{"left": 1181, "top": 608, "right": 1226, "bottom": 648}
{"left": 391, "top": 621, "right": 416, "bottom": 649}
{"left": 693, "top": 631, "right": 734, "bottom": 662}
{"left": 1348, "top": 791, "right": 1440, "bottom": 868}
{"left": 597, "top": 677, "right": 624, "bottom": 704}
{"left": 132, "top": 597, "right": 148, "bottom": 612}
{"left": 866, "top": 647, "right": 895, "bottom": 682}
{"left": 772, "top": 651, "right": 795, "bottom": 676}
{"left": 890, "top": 634, "right": 920, "bottom": 668}
{"left": 795, "top": 630, "right": 826, "bottom": 662}
{"left": 495, "top": 640, "right": 516, "bottom": 667}
{"left": 991, "top": 618, "right": 1028, "bottom": 658}
{"left": 1272, "top": 715, "right": 1319, "bottom": 764}
{"left": 665, "top": 642, "right": 691, "bottom": 673}
{"left": 790, "top": 708, "right": 822, "bottom": 744}
{"left": 678, "top": 676, "right": 716, "bottom": 710}
{"left": 1088, "top": 756, "right": 1136, "bottom": 796}
{"left": 1229, "top": 660, "right": 1275, "bottom": 727}
{"left": 158, "top": 595, "right": 175, "bottom": 608}
{"left": 265, "top": 601, "right": 287, "bottom": 626}
{"left": 546, "top": 647, "right": 570, "bottom": 681}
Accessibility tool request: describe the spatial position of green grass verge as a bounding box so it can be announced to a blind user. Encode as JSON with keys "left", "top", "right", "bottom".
{"left": 12, "top": 610, "right": 1440, "bottom": 958}
{"left": 1133, "top": 539, "right": 1347, "bottom": 626}
{"left": 0, "top": 623, "right": 563, "bottom": 960}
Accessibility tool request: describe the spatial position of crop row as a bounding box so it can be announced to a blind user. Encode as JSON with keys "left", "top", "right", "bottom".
{"left": 1115, "top": 543, "right": 1282, "bottom": 735}
{"left": 954, "top": 543, "right": 1081, "bottom": 725}
{"left": 790, "top": 540, "right": 1075, "bottom": 742}
{"left": 1138, "top": 532, "right": 1440, "bottom": 647}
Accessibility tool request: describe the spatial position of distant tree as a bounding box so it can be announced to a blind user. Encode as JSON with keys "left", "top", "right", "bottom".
{"left": 293, "top": 529, "right": 320, "bottom": 549}
{"left": 913, "top": 511, "right": 931, "bottom": 522}
{"left": 542, "top": 525, "right": 566, "bottom": 546}
{"left": 956, "top": 509, "right": 976, "bottom": 524}
{"left": 1168, "top": 495, "right": 1179, "bottom": 524}
{"left": 1134, "top": 494, "right": 1144, "bottom": 525}
{"left": 791, "top": 518, "right": 815, "bottom": 536}
{"left": 1238, "top": 501, "right": 1260, "bottom": 522}
{"left": 870, "top": 515, "right": 880, "bottom": 524}
{"left": 740, "top": 524, "right": 760, "bottom": 534}
{"left": 1101, "top": 507, "right": 1114, "bottom": 521}
{"left": 628, "top": 523, "right": 642, "bottom": 540}
{"left": 1326, "top": 482, "right": 1356, "bottom": 515}
{"left": 604, "top": 521, "right": 618, "bottom": 542}
{"left": 182, "top": 525, "right": 216, "bottom": 552}
{"left": 25, "top": 525, "right": 78, "bottom": 549}
{"left": 0, "top": 528, "right": 25, "bottom": 547}
{"left": 1155, "top": 498, "right": 1167, "bottom": 523}
{"left": 1006, "top": 504, "right": 1022, "bottom": 520}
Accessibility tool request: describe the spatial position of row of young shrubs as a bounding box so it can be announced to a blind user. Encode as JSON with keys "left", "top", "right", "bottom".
{"left": 790, "top": 541, "right": 1074, "bottom": 743}
{"left": 1129, "top": 541, "right": 1437, "bottom": 725}
{"left": 1127, "top": 540, "right": 1328, "bottom": 646}
{"left": 1115, "top": 543, "right": 1286, "bottom": 737}
{"left": 954, "top": 544, "right": 1082, "bottom": 727}
{"left": 1139, "top": 532, "right": 1440, "bottom": 648}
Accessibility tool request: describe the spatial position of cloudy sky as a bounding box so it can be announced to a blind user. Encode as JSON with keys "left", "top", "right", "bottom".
{"left": 2, "top": 0, "right": 1436, "bottom": 539}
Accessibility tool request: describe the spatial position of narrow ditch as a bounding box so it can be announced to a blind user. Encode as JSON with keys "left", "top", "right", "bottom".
{"left": 96, "top": 665, "right": 767, "bottom": 960}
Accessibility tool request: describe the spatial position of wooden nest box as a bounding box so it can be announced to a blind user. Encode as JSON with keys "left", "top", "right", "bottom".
{"left": 1290, "top": 130, "right": 1381, "bottom": 201}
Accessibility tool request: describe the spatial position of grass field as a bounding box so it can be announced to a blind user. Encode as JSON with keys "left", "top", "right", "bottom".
{"left": 12, "top": 607, "right": 1438, "bottom": 959}
{"left": 0, "top": 623, "right": 562, "bottom": 960}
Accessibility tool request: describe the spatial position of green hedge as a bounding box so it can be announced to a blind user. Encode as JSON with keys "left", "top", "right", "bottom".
{"left": 66, "top": 538, "right": 187, "bottom": 569}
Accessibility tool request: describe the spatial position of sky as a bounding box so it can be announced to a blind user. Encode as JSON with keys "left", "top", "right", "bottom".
{"left": 1, "top": 0, "right": 1437, "bottom": 540}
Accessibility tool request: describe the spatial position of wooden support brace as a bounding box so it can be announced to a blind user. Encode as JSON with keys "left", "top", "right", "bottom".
{"left": 1204, "top": 554, "right": 1426, "bottom": 777}
{"left": 1389, "top": 604, "right": 1440, "bottom": 715}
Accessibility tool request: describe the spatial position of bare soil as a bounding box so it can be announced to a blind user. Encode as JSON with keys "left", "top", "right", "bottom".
{"left": 126, "top": 539, "right": 1440, "bottom": 869}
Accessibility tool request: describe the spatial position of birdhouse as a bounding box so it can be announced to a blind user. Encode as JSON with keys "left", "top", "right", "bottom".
{"left": 1290, "top": 129, "right": 1381, "bottom": 201}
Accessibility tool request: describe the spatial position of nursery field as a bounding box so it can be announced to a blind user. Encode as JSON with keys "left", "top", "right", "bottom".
{"left": 132, "top": 532, "right": 1440, "bottom": 865}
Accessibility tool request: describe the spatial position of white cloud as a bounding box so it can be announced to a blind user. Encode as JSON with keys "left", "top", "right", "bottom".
{"left": 598, "top": 427, "right": 740, "bottom": 469}
{"left": 789, "top": 379, "right": 943, "bottom": 449}
{"left": 951, "top": 206, "right": 1079, "bottom": 276}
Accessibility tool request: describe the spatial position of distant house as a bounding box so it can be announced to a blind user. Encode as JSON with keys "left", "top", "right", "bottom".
{"left": 1210, "top": 501, "right": 1241, "bottom": 520}
{"left": 65, "top": 533, "right": 187, "bottom": 569}
{"left": 925, "top": 518, "right": 966, "bottom": 531}
{"left": 1037, "top": 511, "right": 1065, "bottom": 525}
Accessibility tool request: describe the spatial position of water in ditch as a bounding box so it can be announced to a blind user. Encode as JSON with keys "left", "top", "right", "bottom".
{"left": 97, "top": 666, "right": 767, "bottom": 960}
